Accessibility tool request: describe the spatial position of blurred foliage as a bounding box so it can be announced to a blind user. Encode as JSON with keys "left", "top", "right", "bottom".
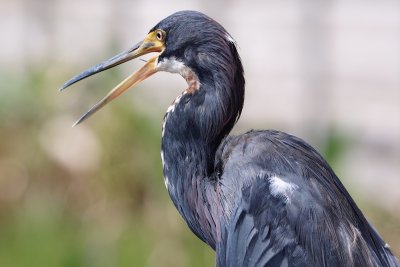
{"left": 0, "top": 66, "right": 398, "bottom": 267}
{"left": 321, "top": 126, "right": 351, "bottom": 169}
{"left": 0, "top": 67, "right": 213, "bottom": 266}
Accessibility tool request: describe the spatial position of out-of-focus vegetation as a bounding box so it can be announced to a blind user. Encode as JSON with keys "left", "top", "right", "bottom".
{"left": 0, "top": 63, "right": 398, "bottom": 266}
{"left": 0, "top": 67, "right": 214, "bottom": 267}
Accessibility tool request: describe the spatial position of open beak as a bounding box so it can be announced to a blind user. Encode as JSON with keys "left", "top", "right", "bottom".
{"left": 60, "top": 30, "right": 165, "bottom": 126}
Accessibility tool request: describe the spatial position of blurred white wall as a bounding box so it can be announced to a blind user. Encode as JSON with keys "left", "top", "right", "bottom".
{"left": 1, "top": 0, "right": 400, "bottom": 213}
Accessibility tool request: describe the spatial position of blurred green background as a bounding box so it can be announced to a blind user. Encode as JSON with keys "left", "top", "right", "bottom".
{"left": 1, "top": 0, "right": 399, "bottom": 266}
{"left": 0, "top": 68, "right": 215, "bottom": 266}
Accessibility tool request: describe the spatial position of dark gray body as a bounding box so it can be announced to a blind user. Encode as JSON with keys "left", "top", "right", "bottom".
{"left": 214, "top": 130, "right": 398, "bottom": 266}
{"left": 61, "top": 10, "right": 400, "bottom": 267}
{"left": 154, "top": 11, "right": 399, "bottom": 267}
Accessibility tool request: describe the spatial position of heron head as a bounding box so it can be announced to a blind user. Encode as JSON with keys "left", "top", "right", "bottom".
{"left": 60, "top": 11, "right": 237, "bottom": 125}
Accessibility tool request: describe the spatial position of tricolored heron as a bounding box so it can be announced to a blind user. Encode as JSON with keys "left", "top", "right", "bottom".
{"left": 61, "top": 11, "right": 399, "bottom": 267}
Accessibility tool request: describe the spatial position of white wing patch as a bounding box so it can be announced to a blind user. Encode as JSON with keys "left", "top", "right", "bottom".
{"left": 268, "top": 175, "right": 298, "bottom": 202}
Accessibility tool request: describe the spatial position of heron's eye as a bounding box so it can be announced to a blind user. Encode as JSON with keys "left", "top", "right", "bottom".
{"left": 156, "top": 30, "right": 165, "bottom": 41}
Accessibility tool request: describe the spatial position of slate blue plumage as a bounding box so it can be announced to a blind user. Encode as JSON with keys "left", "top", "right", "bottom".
{"left": 62, "top": 10, "right": 399, "bottom": 267}
{"left": 156, "top": 11, "right": 399, "bottom": 267}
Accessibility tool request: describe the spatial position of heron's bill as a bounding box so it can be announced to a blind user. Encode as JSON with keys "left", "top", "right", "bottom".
{"left": 60, "top": 30, "right": 165, "bottom": 126}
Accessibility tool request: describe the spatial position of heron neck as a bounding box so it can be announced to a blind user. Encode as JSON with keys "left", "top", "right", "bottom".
{"left": 160, "top": 41, "right": 245, "bottom": 247}
{"left": 161, "top": 67, "right": 244, "bottom": 247}
{"left": 160, "top": 87, "right": 221, "bottom": 248}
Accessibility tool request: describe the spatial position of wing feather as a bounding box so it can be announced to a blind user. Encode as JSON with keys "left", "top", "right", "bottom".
{"left": 214, "top": 130, "right": 399, "bottom": 267}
